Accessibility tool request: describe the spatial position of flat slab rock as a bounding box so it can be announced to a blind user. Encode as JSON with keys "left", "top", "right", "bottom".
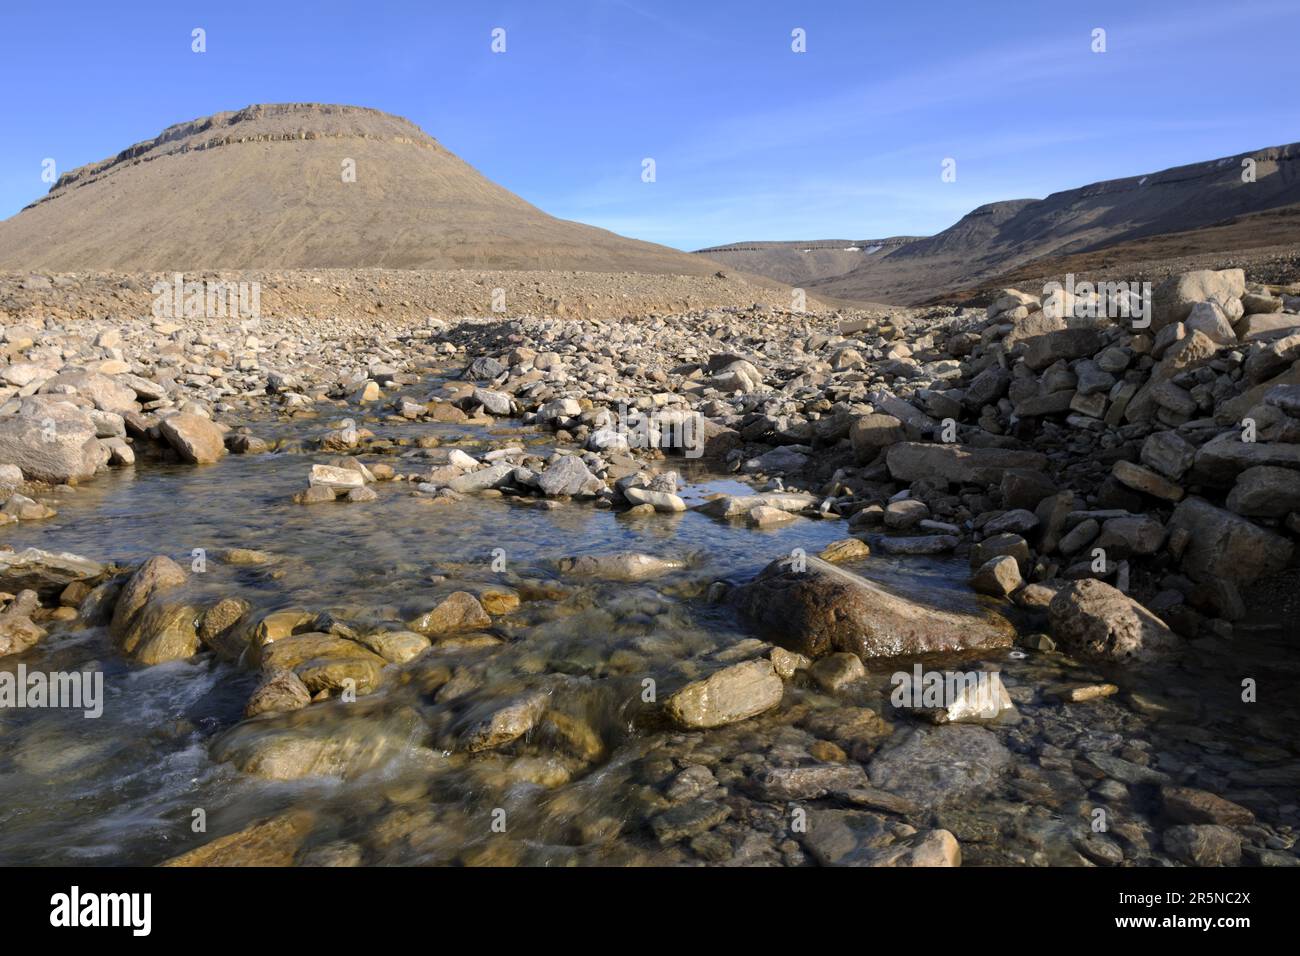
{"left": 867, "top": 724, "right": 1013, "bottom": 810}
{"left": 0, "top": 547, "right": 104, "bottom": 599}
{"left": 731, "top": 555, "right": 1014, "bottom": 659}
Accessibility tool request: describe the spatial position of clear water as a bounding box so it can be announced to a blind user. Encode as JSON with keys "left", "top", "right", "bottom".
{"left": 0, "top": 382, "right": 1295, "bottom": 866}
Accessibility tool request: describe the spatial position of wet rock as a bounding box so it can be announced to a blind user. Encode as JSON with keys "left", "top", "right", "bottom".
{"left": 295, "top": 652, "right": 387, "bottom": 696}
{"left": 158, "top": 412, "right": 226, "bottom": 464}
{"left": 293, "top": 485, "right": 336, "bottom": 505}
{"left": 650, "top": 800, "right": 731, "bottom": 845}
{"left": 819, "top": 538, "right": 870, "bottom": 562}
{"left": 770, "top": 646, "right": 812, "bottom": 679}
{"left": 0, "top": 591, "right": 46, "bottom": 656}
{"left": 461, "top": 691, "right": 549, "bottom": 752}
{"left": 1161, "top": 786, "right": 1255, "bottom": 826}
{"left": 245, "top": 669, "right": 313, "bottom": 717}
{"left": 109, "top": 555, "right": 187, "bottom": 639}
{"left": 557, "top": 551, "right": 685, "bottom": 581}
{"left": 623, "top": 485, "right": 686, "bottom": 512}
{"left": 1049, "top": 579, "right": 1176, "bottom": 662}
{"left": 801, "top": 810, "right": 960, "bottom": 867}
{"left": 407, "top": 592, "right": 492, "bottom": 634}
{"left": 213, "top": 709, "right": 424, "bottom": 781}
{"left": 1162, "top": 824, "right": 1242, "bottom": 867}
{"left": 0, "top": 548, "right": 103, "bottom": 601}
{"left": 309, "top": 464, "right": 365, "bottom": 491}
{"left": 732, "top": 555, "right": 1013, "bottom": 659}
{"left": 665, "top": 764, "right": 718, "bottom": 802}
{"left": 867, "top": 725, "right": 1012, "bottom": 809}
{"left": 161, "top": 811, "right": 316, "bottom": 867}
{"left": 356, "top": 629, "right": 431, "bottom": 663}
{"left": 695, "top": 491, "right": 816, "bottom": 519}
{"left": 197, "top": 597, "right": 251, "bottom": 658}
{"left": 749, "top": 504, "right": 798, "bottom": 528}
{"left": 809, "top": 652, "right": 867, "bottom": 692}
{"left": 217, "top": 548, "right": 273, "bottom": 566}
{"left": 1045, "top": 682, "right": 1117, "bottom": 703}
{"left": 747, "top": 763, "right": 869, "bottom": 801}
{"left": 121, "top": 597, "right": 202, "bottom": 664}
{"left": 1083, "top": 751, "right": 1170, "bottom": 786}
{"left": 664, "top": 659, "right": 783, "bottom": 729}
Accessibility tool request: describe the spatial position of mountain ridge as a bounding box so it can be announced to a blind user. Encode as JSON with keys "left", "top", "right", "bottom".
{"left": 0, "top": 103, "right": 724, "bottom": 277}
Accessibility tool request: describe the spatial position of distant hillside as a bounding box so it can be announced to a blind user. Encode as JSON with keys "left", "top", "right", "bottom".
{"left": 705, "top": 143, "right": 1300, "bottom": 304}
{"left": 0, "top": 103, "right": 725, "bottom": 277}
{"left": 693, "top": 237, "right": 922, "bottom": 287}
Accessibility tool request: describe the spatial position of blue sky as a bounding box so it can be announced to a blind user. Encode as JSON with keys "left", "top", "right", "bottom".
{"left": 2, "top": 0, "right": 1297, "bottom": 250}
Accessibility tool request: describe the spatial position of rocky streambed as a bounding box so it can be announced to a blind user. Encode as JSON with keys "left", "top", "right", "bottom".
{"left": 1, "top": 271, "right": 1298, "bottom": 866}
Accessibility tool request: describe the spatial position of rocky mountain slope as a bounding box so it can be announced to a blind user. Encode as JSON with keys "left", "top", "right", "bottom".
{"left": 694, "top": 237, "right": 922, "bottom": 288}
{"left": 0, "top": 103, "right": 725, "bottom": 276}
{"left": 706, "top": 144, "right": 1300, "bottom": 305}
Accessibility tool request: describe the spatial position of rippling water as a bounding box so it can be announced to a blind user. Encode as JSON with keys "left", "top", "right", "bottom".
{"left": 1, "top": 384, "right": 1296, "bottom": 866}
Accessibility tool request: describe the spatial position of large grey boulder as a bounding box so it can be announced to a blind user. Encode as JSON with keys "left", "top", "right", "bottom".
{"left": 41, "top": 370, "right": 140, "bottom": 416}
{"left": 1151, "top": 269, "right": 1246, "bottom": 331}
{"left": 0, "top": 398, "right": 108, "bottom": 483}
{"left": 731, "top": 555, "right": 1014, "bottom": 659}
{"left": 1192, "top": 432, "right": 1300, "bottom": 486}
{"left": 849, "top": 413, "right": 905, "bottom": 464}
{"left": 1226, "top": 465, "right": 1300, "bottom": 517}
{"left": 1167, "top": 496, "right": 1293, "bottom": 587}
{"left": 538, "top": 454, "right": 601, "bottom": 497}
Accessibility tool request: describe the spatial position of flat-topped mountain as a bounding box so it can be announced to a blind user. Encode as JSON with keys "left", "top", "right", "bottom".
{"left": 0, "top": 103, "right": 721, "bottom": 276}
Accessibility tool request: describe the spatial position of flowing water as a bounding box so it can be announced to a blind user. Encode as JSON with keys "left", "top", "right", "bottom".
{"left": 1, "top": 377, "right": 1297, "bottom": 866}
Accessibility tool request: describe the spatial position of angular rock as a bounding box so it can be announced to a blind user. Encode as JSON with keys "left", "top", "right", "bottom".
{"left": 0, "top": 548, "right": 103, "bottom": 600}
{"left": 1048, "top": 579, "right": 1177, "bottom": 662}
{"left": 1168, "top": 495, "right": 1292, "bottom": 588}
{"left": 731, "top": 556, "right": 1013, "bottom": 659}
{"left": 664, "top": 659, "right": 783, "bottom": 729}
{"left": 159, "top": 413, "right": 226, "bottom": 464}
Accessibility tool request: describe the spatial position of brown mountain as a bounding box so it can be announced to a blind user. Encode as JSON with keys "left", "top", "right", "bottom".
{"left": 693, "top": 237, "right": 923, "bottom": 287}
{"left": 0, "top": 103, "right": 721, "bottom": 276}
{"left": 702, "top": 143, "right": 1300, "bottom": 304}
